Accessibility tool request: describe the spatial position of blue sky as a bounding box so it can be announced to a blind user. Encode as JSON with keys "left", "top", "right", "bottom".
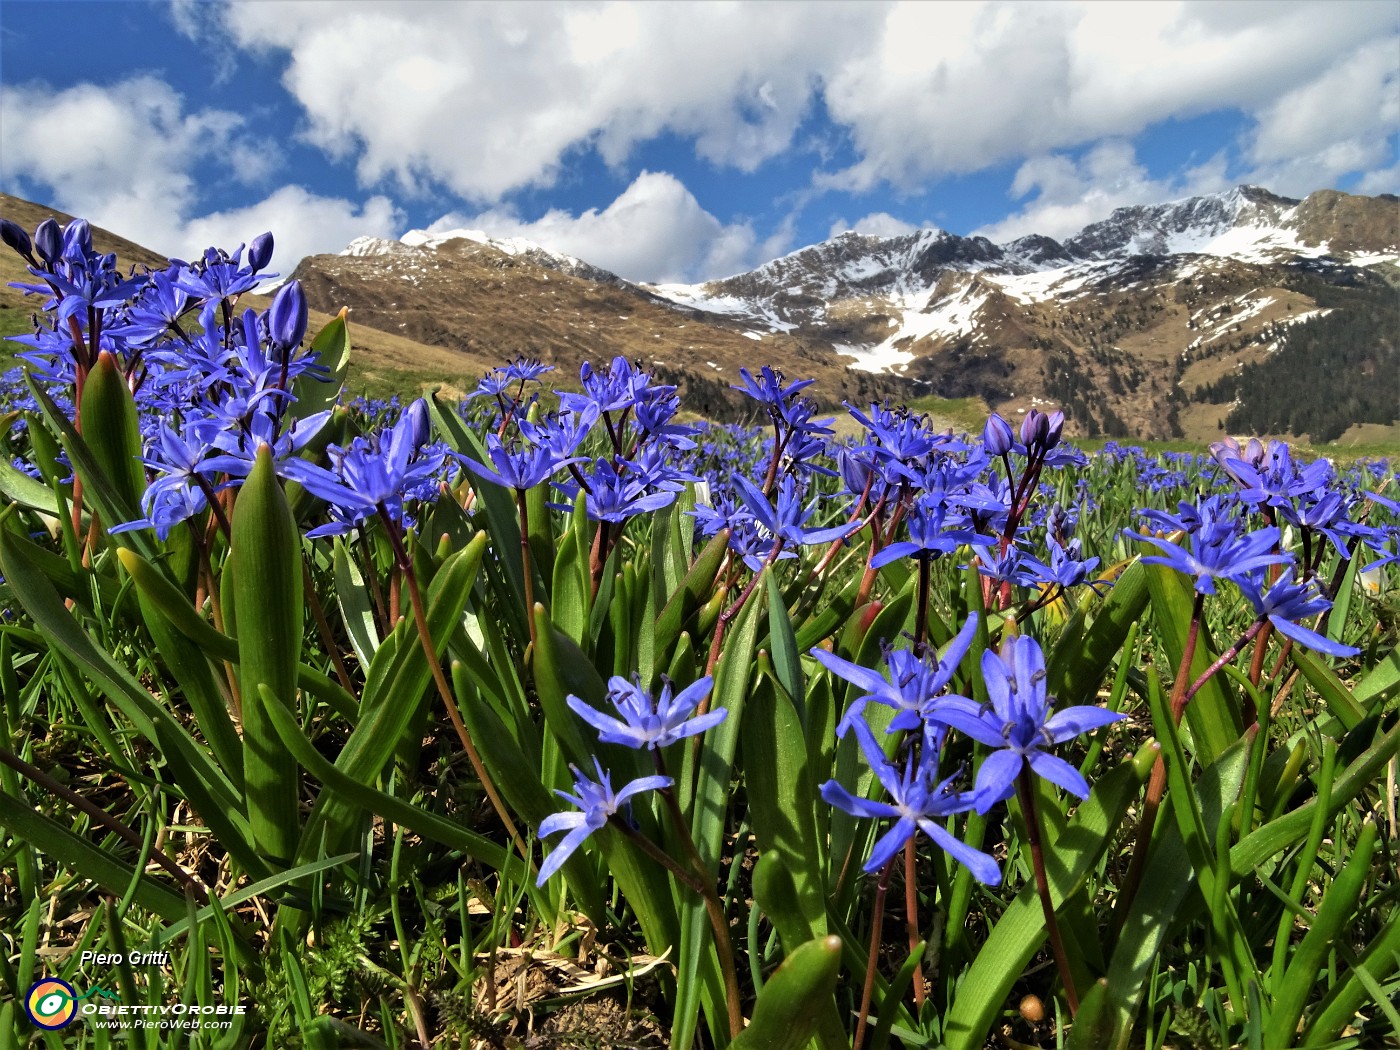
{"left": 2, "top": 1, "right": 1396, "bottom": 284}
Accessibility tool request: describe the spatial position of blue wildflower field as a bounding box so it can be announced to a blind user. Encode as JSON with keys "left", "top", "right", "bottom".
{"left": 0, "top": 219, "right": 1396, "bottom": 1048}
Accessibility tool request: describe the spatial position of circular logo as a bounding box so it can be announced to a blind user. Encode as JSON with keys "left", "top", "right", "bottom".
{"left": 25, "top": 979, "right": 78, "bottom": 1030}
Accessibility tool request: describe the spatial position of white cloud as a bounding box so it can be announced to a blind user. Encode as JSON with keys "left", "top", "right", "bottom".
{"left": 0, "top": 75, "right": 400, "bottom": 270}
{"left": 425, "top": 171, "right": 760, "bottom": 283}
{"left": 217, "top": 1, "right": 878, "bottom": 202}
{"left": 177, "top": 187, "right": 400, "bottom": 274}
{"left": 972, "top": 140, "right": 1231, "bottom": 243}
{"left": 828, "top": 212, "right": 922, "bottom": 239}
{"left": 1243, "top": 38, "right": 1400, "bottom": 196}
{"left": 820, "top": 1, "right": 1397, "bottom": 193}
{"left": 202, "top": 1, "right": 1397, "bottom": 235}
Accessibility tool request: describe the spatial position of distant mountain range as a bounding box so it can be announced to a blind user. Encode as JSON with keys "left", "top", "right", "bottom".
{"left": 3, "top": 186, "right": 1396, "bottom": 442}
{"left": 306, "top": 185, "right": 1399, "bottom": 441}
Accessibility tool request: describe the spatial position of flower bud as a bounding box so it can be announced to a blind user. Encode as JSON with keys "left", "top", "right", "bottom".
{"left": 268, "top": 280, "right": 307, "bottom": 350}
{"left": 248, "top": 231, "right": 274, "bottom": 273}
{"left": 62, "top": 218, "right": 92, "bottom": 260}
{"left": 1045, "top": 410, "right": 1064, "bottom": 449}
{"left": 982, "top": 413, "right": 1013, "bottom": 456}
{"left": 0, "top": 218, "right": 32, "bottom": 259}
{"left": 34, "top": 218, "right": 61, "bottom": 265}
{"left": 403, "top": 398, "right": 430, "bottom": 450}
{"left": 1020, "top": 408, "right": 1048, "bottom": 448}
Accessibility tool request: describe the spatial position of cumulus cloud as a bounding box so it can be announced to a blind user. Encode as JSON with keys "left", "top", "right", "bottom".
{"left": 972, "top": 140, "right": 1231, "bottom": 243}
{"left": 1243, "top": 38, "right": 1400, "bottom": 196}
{"left": 0, "top": 75, "right": 400, "bottom": 269}
{"left": 820, "top": 1, "right": 1397, "bottom": 193}
{"left": 424, "top": 171, "right": 761, "bottom": 283}
{"left": 177, "top": 187, "right": 400, "bottom": 273}
{"left": 828, "top": 212, "right": 923, "bottom": 239}
{"left": 217, "top": 1, "right": 878, "bottom": 201}
{"left": 200, "top": 1, "right": 1397, "bottom": 241}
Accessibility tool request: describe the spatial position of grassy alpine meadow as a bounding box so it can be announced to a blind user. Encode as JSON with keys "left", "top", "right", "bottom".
{"left": 0, "top": 218, "right": 1396, "bottom": 1050}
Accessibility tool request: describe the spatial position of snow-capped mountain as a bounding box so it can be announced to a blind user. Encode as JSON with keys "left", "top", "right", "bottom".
{"left": 289, "top": 185, "right": 1398, "bottom": 441}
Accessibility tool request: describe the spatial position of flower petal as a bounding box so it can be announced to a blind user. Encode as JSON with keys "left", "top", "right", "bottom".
{"left": 1027, "top": 751, "right": 1091, "bottom": 799}
{"left": 973, "top": 749, "right": 1022, "bottom": 812}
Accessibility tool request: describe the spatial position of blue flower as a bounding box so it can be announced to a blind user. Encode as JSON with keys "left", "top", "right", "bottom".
{"left": 1236, "top": 567, "right": 1359, "bottom": 658}
{"left": 536, "top": 760, "right": 672, "bottom": 885}
{"left": 819, "top": 718, "right": 1000, "bottom": 883}
{"left": 567, "top": 675, "right": 722, "bottom": 750}
{"left": 1131, "top": 510, "right": 1290, "bottom": 595}
{"left": 812, "top": 614, "right": 979, "bottom": 735}
{"left": 930, "top": 634, "right": 1125, "bottom": 810}
{"left": 733, "top": 474, "right": 857, "bottom": 554}
{"left": 459, "top": 434, "right": 583, "bottom": 492}
{"left": 282, "top": 400, "right": 444, "bottom": 537}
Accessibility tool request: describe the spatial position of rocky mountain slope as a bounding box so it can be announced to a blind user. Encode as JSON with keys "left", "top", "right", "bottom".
{"left": 4, "top": 186, "right": 1394, "bottom": 442}
{"left": 297, "top": 185, "right": 1396, "bottom": 441}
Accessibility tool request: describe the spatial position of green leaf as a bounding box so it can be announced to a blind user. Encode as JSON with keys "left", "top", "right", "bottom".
{"left": 0, "top": 792, "right": 189, "bottom": 923}
{"left": 549, "top": 494, "right": 590, "bottom": 644}
{"left": 292, "top": 310, "right": 351, "bottom": 421}
{"left": 651, "top": 529, "right": 728, "bottom": 680}
{"left": 1264, "top": 820, "right": 1379, "bottom": 1047}
{"left": 1302, "top": 907, "right": 1400, "bottom": 1046}
{"left": 1142, "top": 560, "right": 1240, "bottom": 762}
{"left": 744, "top": 672, "right": 825, "bottom": 948}
{"left": 1290, "top": 646, "right": 1367, "bottom": 730}
{"left": 78, "top": 350, "right": 146, "bottom": 520}
{"left": 232, "top": 445, "right": 304, "bottom": 866}
{"left": 764, "top": 573, "right": 805, "bottom": 717}
{"left": 1104, "top": 734, "right": 1254, "bottom": 1050}
{"left": 1353, "top": 644, "right": 1400, "bottom": 708}
{"left": 259, "top": 687, "right": 508, "bottom": 872}
{"left": 332, "top": 537, "right": 381, "bottom": 668}
{"left": 300, "top": 534, "right": 487, "bottom": 858}
{"left": 941, "top": 751, "right": 1152, "bottom": 1050}
{"left": 25, "top": 373, "right": 160, "bottom": 564}
{"left": 0, "top": 457, "right": 59, "bottom": 515}
{"left": 1231, "top": 717, "right": 1400, "bottom": 878}
{"left": 1048, "top": 557, "right": 1149, "bottom": 705}
{"left": 729, "top": 936, "right": 843, "bottom": 1050}
{"left": 673, "top": 575, "right": 766, "bottom": 1050}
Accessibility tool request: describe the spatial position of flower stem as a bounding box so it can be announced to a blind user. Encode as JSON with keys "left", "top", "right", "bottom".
{"left": 914, "top": 554, "right": 931, "bottom": 655}
{"left": 516, "top": 488, "right": 538, "bottom": 650}
{"left": 855, "top": 856, "right": 896, "bottom": 1050}
{"left": 380, "top": 509, "right": 529, "bottom": 864}
{"left": 1017, "top": 769, "right": 1079, "bottom": 1016}
{"left": 1185, "top": 618, "right": 1266, "bottom": 706}
{"left": 904, "top": 836, "right": 925, "bottom": 1009}
{"left": 1119, "top": 591, "right": 1204, "bottom": 922}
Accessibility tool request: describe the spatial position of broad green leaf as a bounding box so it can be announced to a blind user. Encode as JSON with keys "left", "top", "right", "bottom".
{"left": 1047, "top": 557, "right": 1148, "bottom": 705}
{"left": 1302, "top": 907, "right": 1400, "bottom": 1046}
{"left": 232, "top": 446, "right": 304, "bottom": 866}
{"left": 291, "top": 309, "right": 351, "bottom": 421}
{"left": 1104, "top": 734, "right": 1254, "bottom": 1050}
{"left": 332, "top": 537, "right": 381, "bottom": 668}
{"left": 78, "top": 350, "right": 146, "bottom": 520}
{"left": 0, "top": 457, "right": 58, "bottom": 515}
{"left": 1290, "top": 646, "right": 1367, "bottom": 730}
{"left": 941, "top": 750, "right": 1152, "bottom": 1050}
{"left": 260, "top": 688, "right": 508, "bottom": 873}
{"left": 729, "top": 936, "right": 843, "bottom": 1050}
{"left": 651, "top": 529, "right": 728, "bottom": 680}
{"left": 0, "top": 792, "right": 189, "bottom": 923}
{"left": 744, "top": 670, "right": 825, "bottom": 947}
{"left": 1265, "top": 820, "right": 1378, "bottom": 1047}
{"left": 1353, "top": 644, "right": 1400, "bottom": 708}
{"left": 299, "top": 534, "right": 486, "bottom": 858}
{"left": 673, "top": 575, "right": 765, "bottom": 1050}
{"left": 1142, "top": 560, "right": 1240, "bottom": 762}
